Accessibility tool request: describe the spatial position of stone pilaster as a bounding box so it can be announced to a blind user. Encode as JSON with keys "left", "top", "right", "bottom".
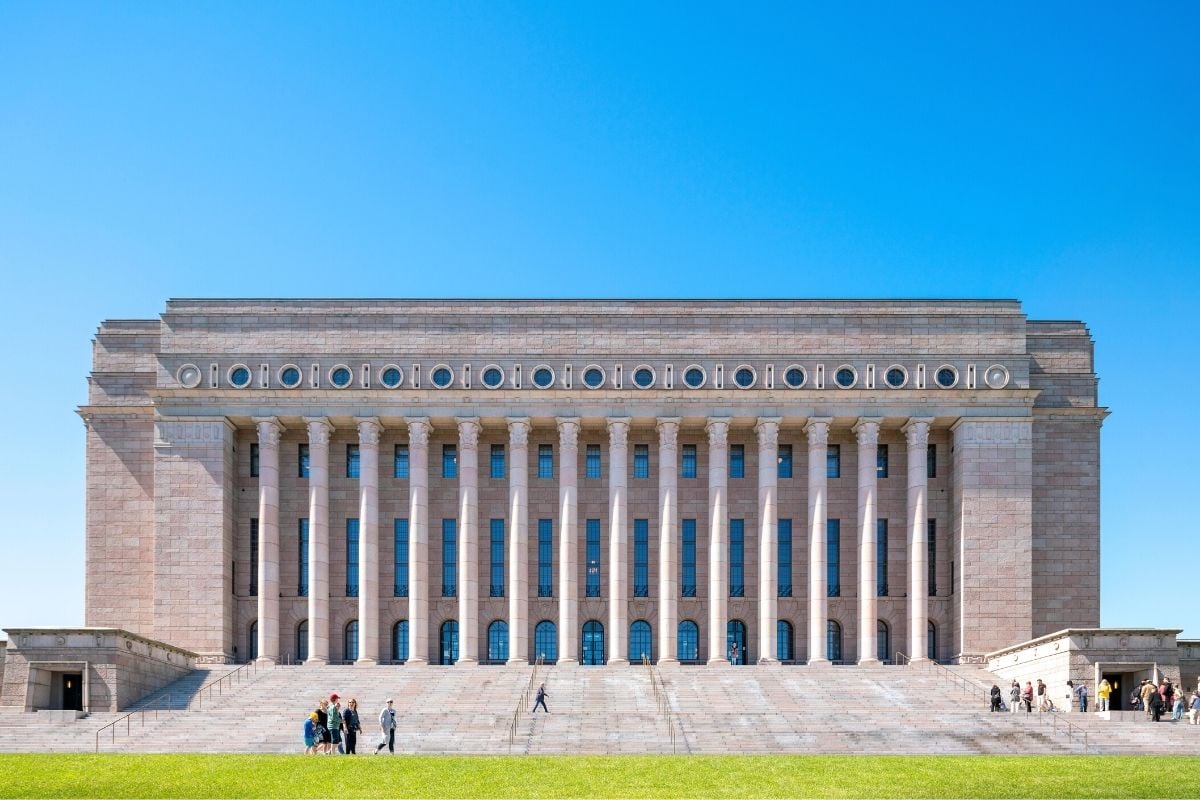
{"left": 303, "top": 417, "right": 333, "bottom": 665}
{"left": 555, "top": 418, "right": 580, "bottom": 665}
{"left": 855, "top": 418, "right": 882, "bottom": 665}
{"left": 904, "top": 417, "right": 933, "bottom": 664}
{"left": 607, "top": 418, "right": 630, "bottom": 665}
{"left": 506, "top": 418, "right": 531, "bottom": 665}
{"left": 405, "top": 418, "right": 432, "bottom": 665}
{"left": 805, "top": 417, "right": 831, "bottom": 664}
{"left": 355, "top": 417, "right": 382, "bottom": 665}
{"left": 755, "top": 418, "right": 780, "bottom": 664}
{"left": 656, "top": 418, "right": 680, "bottom": 666}
{"left": 456, "top": 418, "right": 481, "bottom": 665}
{"left": 705, "top": 419, "right": 730, "bottom": 665}
{"left": 254, "top": 417, "right": 283, "bottom": 665}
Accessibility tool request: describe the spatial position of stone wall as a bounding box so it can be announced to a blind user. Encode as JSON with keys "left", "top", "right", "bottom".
{"left": 1179, "top": 640, "right": 1200, "bottom": 695}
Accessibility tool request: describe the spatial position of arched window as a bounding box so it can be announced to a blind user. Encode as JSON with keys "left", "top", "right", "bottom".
{"left": 488, "top": 620, "right": 509, "bottom": 663}
{"left": 392, "top": 620, "right": 409, "bottom": 662}
{"left": 927, "top": 621, "right": 938, "bottom": 662}
{"left": 629, "top": 620, "right": 652, "bottom": 663}
{"left": 827, "top": 620, "right": 843, "bottom": 662}
{"left": 582, "top": 620, "right": 605, "bottom": 665}
{"left": 727, "top": 619, "right": 747, "bottom": 665}
{"left": 440, "top": 620, "right": 459, "bottom": 665}
{"left": 877, "top": 620, "right": 890, "bottom": 662}
{"left": 534, "top": 620, "right": 557, "bottom": 663}
{"left": 677, "top": 620, "right": 699, "bottom": 662}
{"left": 344, "top": 620, "right": 359, "bottom": 662}
{"left": 776, "top": 620, "right": 794, "bottom": 662}
{"left": 296, "top": 620, "right": 309, "bottom": 663}
{"left": 248, "top": 622, "right": 258, "bottom": 662}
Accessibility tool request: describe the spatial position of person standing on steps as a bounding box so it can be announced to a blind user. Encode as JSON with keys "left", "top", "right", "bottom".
{"left": 1140, "top": 679, "right": 1156, "bottom": 718}
{"left": 1097, "top": 678, "right": 1111, "bottom": 712}
{"left": 989, "top": 684, "right": 1002, "bottom": 712}
{"left": 343, "top": 699, "right": 361, "bottom": 754}
{"left": 375, "top": 698, "right": 397, "bottom": 754}
{"left": 1189, "top": 690, "right": 1200, "bottom": 725}
{"left": 533, "top": 683, "right": 549, "bottom": 714}
{"left": 1074, "top": 681, "right": 1088, "bottom": 713}
{"left": 1022, "top": 681, "right": 1034, "bottom": 713}
{"left": 1009, "top": 681, "right": 1021, "bottom": 714}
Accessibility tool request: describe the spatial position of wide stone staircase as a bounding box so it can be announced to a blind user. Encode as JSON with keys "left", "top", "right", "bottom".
{"left": 2, "top": 661, "right": 1198, "bottom": 755}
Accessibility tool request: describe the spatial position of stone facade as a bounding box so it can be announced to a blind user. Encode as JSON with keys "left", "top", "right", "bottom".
{"left": 79, "top": 299, "right": 1107, "bottom": 665}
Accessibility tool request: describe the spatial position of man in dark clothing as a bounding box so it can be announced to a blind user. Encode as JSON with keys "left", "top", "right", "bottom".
{"left": 1150, "top": 690, "right": 1165, "bottom": 723}
{"left": 342, "top": 699, "right": 361, "bottom": 755}
{"left": 989, "top": 685, "right": 1002, "bottom": 712}
{"left": 533, "top": 683, "right": 549, "bottom": 714}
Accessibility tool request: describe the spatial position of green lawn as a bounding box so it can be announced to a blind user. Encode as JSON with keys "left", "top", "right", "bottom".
{"left": 0, "top": 754, "right": 1193, "bottom": 798}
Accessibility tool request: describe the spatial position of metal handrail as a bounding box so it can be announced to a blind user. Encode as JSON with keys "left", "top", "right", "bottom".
{"left": 894, "top": 652, "right": 1088, "bottom": 753}
{"left": 95, "top": 694, "right": 174, "bottom": 752}
{"left": 507, "top": 655, "right": 544, "bottom": 749}
{"left": 642, "top": 657, "right": 678, "bottom": 754}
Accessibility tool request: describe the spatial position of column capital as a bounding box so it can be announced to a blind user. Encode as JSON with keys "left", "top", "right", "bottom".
{"left": 456, "top": 417, "right": 481, "bottom": 451}
{"left": 606, "top": 417, "right": 629, "bottom": 447}
{"left": 803, "top": 417, "right": 832, "bottom": 446}
{"left": 303, "top": 417, "right": 334, "bottom": 445}
{"left": 356, "top": 417, "right": 382, "bottom": 446}
{"left": 902, "top": 417, "right": 934, "bottom": 447}
{"left": 656, "top": 417, "right": 680, "bottom": 449}
{"left": 754, "top": 417, "right": 781, "bottom": 447}
{"left": 555, "top": 417, "right": 580, "bottom": 447}
{"left": 405, "top": 417, "right": 432, "bottom": 447}
{"left": 853, "top": 417, "right": 882, "bottom": 446}
{"left": 252, "top": 417, "right": 284, "bottom": 446}
{"left": 705, "top": 418, "right": 730, "bottom": 447}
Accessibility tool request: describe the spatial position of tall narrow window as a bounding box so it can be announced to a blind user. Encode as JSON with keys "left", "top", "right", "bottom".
{"left": 681, "top": 519, "right": 697, "bottom": 597}
{"left": 777, "top": 518, "right": 792, "bottom": 597}
{"left": 298, "top": 519, "right": 309, "bottom": 597}
{"left": 345, "top": 518, "right": 360, "bottom": 597}
{"left": 681, "top": 444, "right": 697, "bottom": 479}
{"left": 633, "top": 519, "right": 649, "bottom": 597}
{"left": 777, "top": 620, "right": 794, "bottom": 662}
{"left": 927, "top": 621, "right": 938, "bottom": 661}
{"left": 928, "top": 518, "right": 937, "bottom": 596}
{"left": 877, "top": 444, "right": 889, "bottom": 479}
{"left": 297, "top": 621, "right": 308, "bottom": 662}
{"left": 827, "top": 620, "right": 843, "bottom": 662}
{"left": 586, "top": 444, "right": 601, "bottom": 479}
{"left": 535, "top": 621, "right": 558, "bottom": 662}
{"left": 729, "top": 444, "right": 745, "bottom": 479}
{"left": 490, "top": 519, "right": 505, "bottom": 597}
{"left": 538, "top": 444, "right": 553, "bottom": 479}
{"left": 393, "top": 444, "right": 409, "bottom": 479}
{"left": 394, "top": 519, "right": 409, "bottom": 597}
{"left": 249, "top": 443, "right": 259, "bottom": 477}
{"left": 346, "top": 444, "right": 360, "bottom": 479}
{"left": 729, "top": 518, "right": 744, "bottom": 597}
{"left": 634, "top": 444, "right": 649, "bottom": 479}
{"left": 827, "top": 444, "right": 841, "bottom": 478}
{"left": 298, "top": 443, "right": 310, "bottom": 478}
{"left": 490, "top": 444, "right": 505, "bottom": 479}
{"left": 393, "top": 620, "right": 409, "bottom": 662}
{"left": 538, "top": 519, "right": 553, "bottom": 597}
{"left": 488, "top": 620, "right": 509, "bottom": 662}
{"left": 927, "top": 443, "right": 937, "bottom": 479}
{"left": 827, "top": 518, "right": 840, "bottom": 597}
{"left": 586, "top": 519, "right": 601, "bottom": 597}
{"left": 777, "top": 444, "right": 792, "bottom": 479}
{"left": 344, "top": 621, "right": 359, "bottom": 662}
{"left": 876, "top": 518, "right": 888, "bottom": 596}
{"left": 677, "top": 620, "right": 699, "bottom": 662}
{"left": 877, "top": 620, "right": 890, "bottom": 662}
{"left": 442, "top": 445, "right": 457, "bottom": 479}
{"left": 249, "top": 518, "right": 259, "bottom": 596}
{"left": 442, "top": 519, "right": 457, "bottom": 597}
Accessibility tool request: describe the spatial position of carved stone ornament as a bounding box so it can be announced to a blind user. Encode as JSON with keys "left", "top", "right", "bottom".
{"left": 305, "top": 418, "right": 333, "bottom": 446}
{"left": 854, "top": 420, "right": 879, "bottom": 447}
{"left": 904, "top": 419, "right": 931, "bottom": 449}
{"left": 656, "top": 419, "right": 679, "bottom": 449}
{"left": 556, "top": 419, "right": 579, "bottom": 448}
{"left": 406, "top": 419, "right": 431, "bottom": 447}
{"left": 754, "top": 419, "right": 779, "bottom": 449}
{"left": 357, "top": 418, "right": 382, "bottom": 446}
{"left": 607, "top": 418, "right": 629, "bottom": 448}
{"left": 508, "top": 419, "right": 530, "bottom": 446}
{"left": 457, "top": 418, "right": 481, "bottom": 450}
{"left": 255, "top": 418, "right": 283, "bottom": 447}
{"left": 803, "top": 419, "right": 829, "bottom": 448}
{"left": 705, "top": 419, "right": 729, "bottom": 448}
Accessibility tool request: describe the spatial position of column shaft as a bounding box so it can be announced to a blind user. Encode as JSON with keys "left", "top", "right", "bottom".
{"left": 254, "top": 418, "right": 282, "bottom": 664}
{"left": 756, "top": 418, "right": 780, "bottom": 664}
{"left": 456, "top": 418, "right": 481, "bottom": 664}
{"left": 506, "top": 418, "right": 530, "bottom": 664}
{"left": 706, "top": 419, "right": 729, "bottom": 665}
{"left": 356, "top": 418, "right": 381, "bottom": 664}
{"left": 607, "top": 419, "right": 629, "bottom": 664}
{"left": 556, "top": 419, "right": 580, "bottom": 665}
{"left": 855, "top": 418, "right": 881, "bottom": 664}
{"left": 657, "top": 419, "right": 680, "bottom": 665}
{"left": 406, "top": 419, "right": 432, "bottom": 665}
{"left": 905, "top": 418, "right": 933, "bottom": 663}
{"left": 806, "top": 418, "right": 831, "bottom": 664}
{"left": 304, "top": 418, "right": 332, "bottom": 664}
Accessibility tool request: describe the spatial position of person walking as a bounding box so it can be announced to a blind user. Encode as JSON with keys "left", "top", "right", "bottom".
{"left": 328, "top": 694, "right": 344, "bottom": 754}
{"left": 1009, "top": 681, "right": 1021, "bottom": 714}
{"left": 989, "top": 684, "right": 1002, "bottom": 712}
{"left": 1097, "top": 678, "right": 1111, "bottom": 712}
{"left": 375, "top": 698, "right": 397, "bottom": 754}
{"left": 1074, "top": 681, "right": 1088, "bottom": 714}
{"left": 342, "top": 699, "right": 361, "bottom": 754}
{"left": 1190, "top": 690, "right": 1200, "bottom": 725}
{"left": 1149, "top": 689, "right": 1164, "bottom": 723}
{"left": 533, "top": 683, "right": 550, "bottom": 714}
{"left": 1140, "top": 680, "right": 1156, "bottom": 718}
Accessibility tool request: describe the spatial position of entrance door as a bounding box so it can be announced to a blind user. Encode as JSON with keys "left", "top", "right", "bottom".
{"left": 1103, "top": 672, "right": 1131, "bottom": 711}
{"left": 61, "top": 673, "right": 83, "bottom": 711}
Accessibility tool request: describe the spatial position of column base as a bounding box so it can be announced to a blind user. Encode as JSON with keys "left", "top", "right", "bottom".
{"left": 456, "top": 657, "right": 479, "bottom": 666}
{"left": 304, "top": 657, "right": 328, "bottom": 667}
{"left": 255, "top": 656, "right": 278, "bottom": 667}
{"left": 407, "top": 657, "right": 429, "bottom": 666}
{"left": 506, "top": 658, "right": 529, "bottom": 666}
{"left": 807, "top": 658, "right": 831, "bottom": 666}
{"left": 858, "top": 658, "right": 882, "bottom": 666}
{"left": 607, "top": 658, "right": 630, "bottom": 666}
{"left": 557, "top": 658, "right": 579, "bottom": 666}
{"left": 657, "top": 658, "right": 680, "bottom": 667}
{"left": 757, "top": 657, "right": 778, "bottom": 666}
{"left": 905, "top": 657, "right": 931, "bottom": 666}
{"left": 706, "top": 658, "right": 732, "bottom": 667}
{"left": 355, "top": 657, "right": 379, "bottom": 667}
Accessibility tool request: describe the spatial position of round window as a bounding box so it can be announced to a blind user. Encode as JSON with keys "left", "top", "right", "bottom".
{"left": 935, "top": 366, "right": 959, "bottom": 389}
{"left": 884, "top": 366, "right": 907, "bottom": 389}
{"left": 834, "top": 366, "right": 857, "bottom": 388}
{"left": 783, "top": 366, "right": 806, "bottom": 389}
{"left": 380, "top": 366, "right": 403, "bottom": 389}
{"left": 733, "top": 366, "right": 756, "bottom": 389}
{"left": 330, "top": 366, "right": 353, "bottom": 388}
{"left": 430, "top": 366, "right": 454, "bottom": 388}
{"left": 984, "top": 364, "right": 1010, "bottom": 389}
{"left": 683, "top": 366, "right": 706, "bottom": 388}
{"left": 633, "top": 366, "right": 655, "bottom": 389}
{"left": 228, "top": 365, "right": 252, "bottom": 388}
{"left": 177, "top": 364, "right": 202, "bottom": 389}
{"left": 582, "top": 366, "right": 606, "bottom": 389}
{"left": 532, "top": 366, "right": 555, "bottom": 389}
{"left": 279, "top": 365, "right": 303, "bottom": 388}
{"left": 481, "top": 366, "right": 505, "bottom": 389}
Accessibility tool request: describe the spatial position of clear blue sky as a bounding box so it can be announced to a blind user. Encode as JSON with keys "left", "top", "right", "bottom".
{"left": 1, "top": 3, "right": 1196, "bottom": 639}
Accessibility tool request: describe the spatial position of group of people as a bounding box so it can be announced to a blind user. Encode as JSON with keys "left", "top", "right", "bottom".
{"left": 992, "top": 678, "right": 1068, "bottom": 713}
{"left": 1132, "top": 678, "right": 1200, "bottom": 724}
{"left": 301, "top": 694, "right": 403, "bottom": 755}
{"left": 988, "top": 676, "right": 1200, "bottom": 724}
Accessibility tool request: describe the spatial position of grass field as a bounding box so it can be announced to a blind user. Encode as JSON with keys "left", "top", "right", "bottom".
{"left": 0, "top": 754, "right": 1195, "bottom": 798}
